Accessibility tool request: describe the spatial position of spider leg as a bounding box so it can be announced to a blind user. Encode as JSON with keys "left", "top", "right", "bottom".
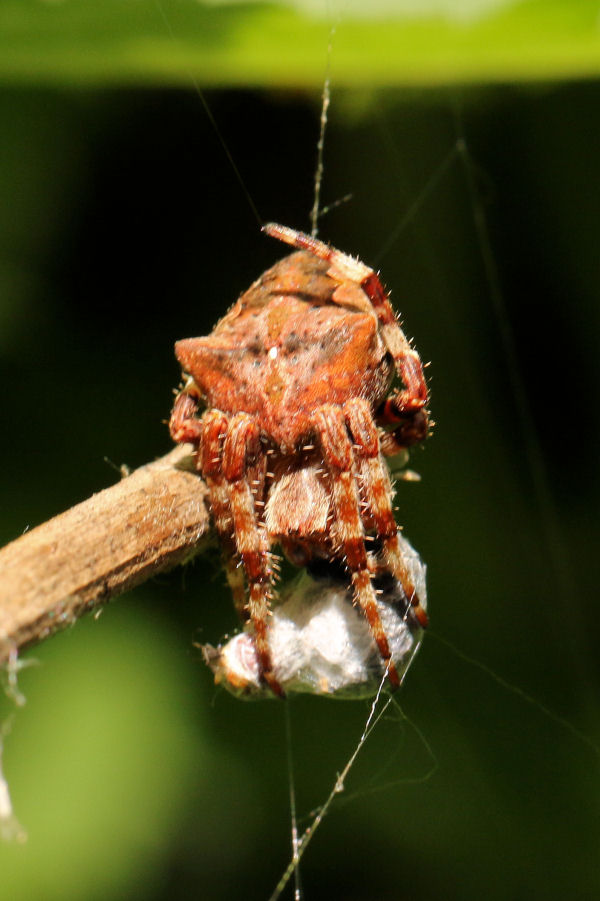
{"left": 263, "top": 222, "right": 429, "bottom": 432}
{"left": 171, "top": 394, "right": 247, "bottom": 609}
{"left": 313, "top": 403, "right": 401, "bottom": 690}
{"left": 263, "top": 223, "right": 371, "bottom": 280}
{"left": 376, "top": 408, "right": 429, "bottom": 459}
{"left": 377, "top": 403, "right": 429, "bottom": 454}
{"left": 220, "top": 413, "right": 283, "bottom": 697}
{"left": 361, "top": 275, "right": 430, "bottom": 454}
{"left": 169, "top": 389, "right": 204, "bottom": 446}
{"left": 172, "top": 398, "right": 280, "bottom": 694}
{"left": 201, "top": 411, "right": 247, "bottom": 621}
{"left": 377, "top": 430, "right": 410, "bottom": 461}
{"left": 362, "top": 270, "right": 429, "bottom": 453}
{"left": 345, "top": 399, "right": 429, "bottom": 630}
{"left": 360, "top": 275, "right": 428, "bottom": 412}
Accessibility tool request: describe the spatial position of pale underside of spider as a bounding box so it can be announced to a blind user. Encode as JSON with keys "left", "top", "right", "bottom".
{"left": 170, "top": 224, "right": 430, "bottom": 697}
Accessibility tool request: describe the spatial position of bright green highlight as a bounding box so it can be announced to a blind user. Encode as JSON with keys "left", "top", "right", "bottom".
{"left": 0, "top": 0, "right": 599, "bottom": 86}
{"left": 0, "top": 604, "right": 202, "bottom": 901}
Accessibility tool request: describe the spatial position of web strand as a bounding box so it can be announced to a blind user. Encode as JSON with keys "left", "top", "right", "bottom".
{"left": 373, "top": 141, "right": 461, "bottom": 268}
{"left": 269, "top": 676, "right": 393, "bottom": 901}
{"left": 452, "top": 119, "right": 581, "bottom": 624}
{"left": 310, "top": 22, "right": 337, "bottom": 237}
{"left": 431, "top": 631, "right": 600, "bottom": 759}
{"left": 152, "top": 0, "right": 262, "bottom": 229}
{"left": 284, "top": 703, "right": 303, "bottom": 901}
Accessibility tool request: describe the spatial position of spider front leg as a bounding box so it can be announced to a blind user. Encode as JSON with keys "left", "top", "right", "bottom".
{"left": 200, "top": 411, "right": 247, "bottom": 622}
{"left": 171, "top": 396, "right": 281, "bottom": 694}
{"left": 313, "top": 404, "right": 401, "bottom": 690}
{"left": 171, "top": 395, "right": 247, "bottom": 620}
{"left": 377, "top": 402, "right": 429, "bottom": 456}
{"left": 345, "top": 399, "right": 428, "bottom": 629}
{"left": 219, "top": 413, "right": 283, "bottom": 698}
{"left": 262, "top": 223, "right": 430, "bottom": 449}
{"left": 169, "top": 388, "right": 204, "bottom": 447}
{"left": 358, "top": 270, "right": 428, "bottom": 416}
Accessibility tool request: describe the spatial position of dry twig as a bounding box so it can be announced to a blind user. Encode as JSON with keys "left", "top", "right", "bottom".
{"left": 0, "top": 446, "right": 211, "bottom": 666}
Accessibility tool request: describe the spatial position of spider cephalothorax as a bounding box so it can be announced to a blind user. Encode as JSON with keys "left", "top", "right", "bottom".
{"left": 170, "top": 224, "right": 430, "bottom": 696}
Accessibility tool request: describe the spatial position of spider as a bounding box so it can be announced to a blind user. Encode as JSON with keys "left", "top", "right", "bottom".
{"left": 169, "top": 224, "right": 430, "bottom": 697}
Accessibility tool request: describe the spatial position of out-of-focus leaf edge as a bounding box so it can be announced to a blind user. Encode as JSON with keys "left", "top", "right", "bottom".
{"left": 0, "top": 1, "right": 599, "bottom": 87}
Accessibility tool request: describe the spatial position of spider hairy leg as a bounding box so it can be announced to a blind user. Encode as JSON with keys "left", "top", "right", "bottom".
{"left": 220, "top": 414, "right": 284, "bottom": 697}
{"left": 262, "top": 223, "right": 371, "bottom": 282}
{"left": 377, "top": 406, "right": 429, "bottom": 454}
{"left": 200, "top": 411, "right": 247, "bottom": 620}
{"left": 359, "top": 273, "right": 430, "bottom": 448}
{"left": 345, "top": 399, "right": 429, "bottom": 629}
{"left": 313, "top": 404, "right": 401, "bottom": 689}
{"left": 169, "top": 390, "right": 204, "bottom": 445}
{"left": 353, "top": 268, "right": 428, "bottom": 412}
{"left": 263, "top": 221, "right": 430, "bottom": 444}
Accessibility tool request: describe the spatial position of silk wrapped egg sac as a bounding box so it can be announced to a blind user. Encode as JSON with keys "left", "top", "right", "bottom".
{"left": 203, "top": 532, "right": 427, "bottom": 700}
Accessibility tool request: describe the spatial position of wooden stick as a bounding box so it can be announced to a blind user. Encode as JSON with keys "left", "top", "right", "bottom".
{"left": 0, "top": 446, "right": 211, "bottom": 666}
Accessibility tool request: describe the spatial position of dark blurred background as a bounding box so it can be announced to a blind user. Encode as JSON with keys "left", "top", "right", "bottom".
{"left": 0, "top": 81, "right": 599, "bottom": 900}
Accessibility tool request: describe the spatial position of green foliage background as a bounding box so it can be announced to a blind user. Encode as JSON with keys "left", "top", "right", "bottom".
{"left": 0, "top": 2, "right": 599, "bottom": 899}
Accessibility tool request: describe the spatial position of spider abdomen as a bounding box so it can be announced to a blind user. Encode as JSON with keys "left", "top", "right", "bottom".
{"left": 175, "top": 252, "right": 393, "bottom": 448}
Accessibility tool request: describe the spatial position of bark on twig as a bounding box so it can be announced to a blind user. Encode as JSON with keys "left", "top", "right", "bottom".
{"left": 0, "top": 446, "right": 211, "bottom": 666}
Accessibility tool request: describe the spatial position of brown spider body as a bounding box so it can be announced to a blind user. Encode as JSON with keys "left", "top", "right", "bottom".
{"left": 170, "top": 225, "right": 430, "bottom": 696}
{"left": 174, "top": 252, "right": 393, "bottom": 450}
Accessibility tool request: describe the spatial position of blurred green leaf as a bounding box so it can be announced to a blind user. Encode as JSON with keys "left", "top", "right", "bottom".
{"left": 0, "top": 604, "right": 206, "bottom": 901}
{"left": 0, "top": 0, "right": 599, "bottom": 86}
